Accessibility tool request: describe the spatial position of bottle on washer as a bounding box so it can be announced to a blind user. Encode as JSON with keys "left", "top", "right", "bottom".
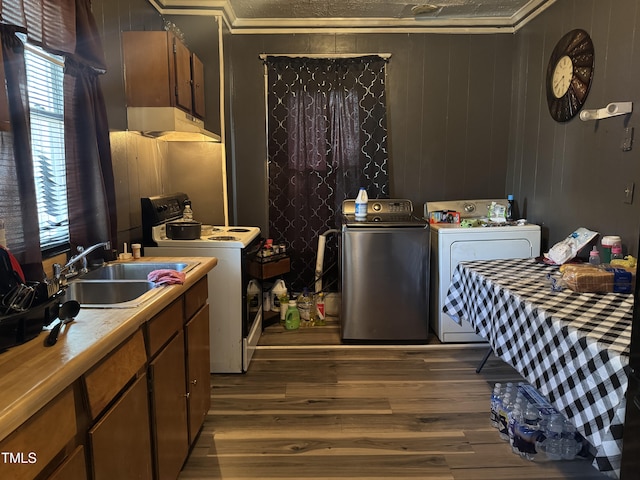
{"left": 355, "top": 187, "right": 368, "bottom": 221}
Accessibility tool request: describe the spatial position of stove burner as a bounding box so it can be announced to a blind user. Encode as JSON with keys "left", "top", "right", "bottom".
{"left": 228, "top": 228, "right": 250, "bottom": 233}
{"left": 208, "top": 236, "right": 239, "bottom": 241}
{"left": 211, "top": 227, "right": 224, "bottom": 232}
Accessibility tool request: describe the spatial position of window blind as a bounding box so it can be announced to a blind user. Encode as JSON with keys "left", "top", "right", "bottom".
{"left": 24, "top": 44, "right": 69, "bottom": 251}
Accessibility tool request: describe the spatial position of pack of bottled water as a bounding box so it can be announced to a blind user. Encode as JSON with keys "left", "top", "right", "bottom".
{"left": 490, "top": 382, "right": 586, "bottom": 462}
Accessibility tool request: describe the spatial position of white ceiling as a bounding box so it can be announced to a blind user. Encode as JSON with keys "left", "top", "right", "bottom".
{"left": 151, "top": 0, "right": 557, "bottom": 33}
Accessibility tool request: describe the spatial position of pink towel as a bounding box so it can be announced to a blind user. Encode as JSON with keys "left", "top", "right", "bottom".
{"left": 147, "top": 269, "right": 186, "bottom": 286}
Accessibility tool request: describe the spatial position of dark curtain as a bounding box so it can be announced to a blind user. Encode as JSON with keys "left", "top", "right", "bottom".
{"left": 0, "top": 0, "right": 116, "bottom": 280}
{"left": 64, "top": 0, "right": 116, "bottom": 247}
{"left": 266, "top": 55, "right": 389, "bottom": 292}
{"left": 0, "top": 26, "right": 43, "bottom": 280}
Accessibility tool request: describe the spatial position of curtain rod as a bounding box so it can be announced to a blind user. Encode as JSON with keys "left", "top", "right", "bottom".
{"left": 259, "top": 53, "right": 391, "bottom": 60}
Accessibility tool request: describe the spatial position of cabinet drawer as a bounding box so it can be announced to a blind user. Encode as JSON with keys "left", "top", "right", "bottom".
{"left": 0, "top": 387, "right": 76, "bottom": 480}
{"left": 83, "top": 330, "right": 146, "bottom": 420}
{"left": 248, "top": 256, "right": 290, "bottom": 280}
{"left": 184, "top": 276, "right": 208, "bottom": 320}
{"left": 147, "top": 297, "right": 184, "bottom": 358}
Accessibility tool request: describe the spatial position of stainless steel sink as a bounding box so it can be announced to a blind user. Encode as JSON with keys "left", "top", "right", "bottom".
{"left": 64, "top": 280, "right": 163, "bottom": 308}
{"left": 81, "top": 261, "right": 198, "bottom": 280}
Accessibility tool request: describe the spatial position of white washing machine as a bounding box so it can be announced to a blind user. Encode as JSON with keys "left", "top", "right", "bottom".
{"left": 425, "top": 199, "right": 541, "bottom": 343}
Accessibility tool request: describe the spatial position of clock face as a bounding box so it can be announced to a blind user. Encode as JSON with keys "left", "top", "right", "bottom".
{"left": 552, "top": 55, "right": 573, "bottom": 98}
{"left": 546, "top": 29, "right": 595, "bottom": 122}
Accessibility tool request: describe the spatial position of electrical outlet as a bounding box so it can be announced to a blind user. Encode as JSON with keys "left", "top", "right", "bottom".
{"left": 624, "top": 182, "right": 635, "bottom": 204}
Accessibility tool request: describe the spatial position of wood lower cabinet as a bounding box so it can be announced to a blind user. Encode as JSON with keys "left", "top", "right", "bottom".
{"left": 147, "top": 276, "right": 210, "bottom": 478}
{"left": 0, "top": 387, "right": 77, "bottom": 480}
{"left": 0, "top": 272, "right": 211, "bottom": 480}
{"left": 185, "top": 303, "right": 210, "bottom": 444}
{"left": 88, "top": 374, "right": 153, "bottom": 480}
{"left": 149, "top": 330, "right": 189, "bottom": 480}
{"left": 47, "top": 445, "right": 87, "bottom": 480}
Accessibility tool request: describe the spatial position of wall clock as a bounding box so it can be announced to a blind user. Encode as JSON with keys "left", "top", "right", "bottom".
{"left": 546, "top": 29, "right": 595, "bottom": 122}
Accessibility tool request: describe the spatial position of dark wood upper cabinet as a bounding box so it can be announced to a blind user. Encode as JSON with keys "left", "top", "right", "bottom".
{"left": 122, "top": 30, "right": 205, "bottom": 120}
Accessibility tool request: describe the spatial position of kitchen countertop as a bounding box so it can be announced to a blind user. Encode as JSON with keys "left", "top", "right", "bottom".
{"left": 0, "top": 256, "right": 217, "bottom": 443}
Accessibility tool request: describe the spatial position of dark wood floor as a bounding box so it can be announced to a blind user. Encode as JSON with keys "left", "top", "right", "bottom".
{"left": 179, "top": 317, "right": 609, "bottom": 479}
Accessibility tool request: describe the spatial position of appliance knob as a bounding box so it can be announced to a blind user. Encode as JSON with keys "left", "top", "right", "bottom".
{"left": 463, "top": 203, "right": 476, "bottom": 213}
{"left": 372, "top": 203, "right": 382, "bottom": 212}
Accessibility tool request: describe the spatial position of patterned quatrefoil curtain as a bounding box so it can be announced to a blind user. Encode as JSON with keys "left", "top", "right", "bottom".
{"left": 266, "top": 55, "right": 389, "bottom": 293}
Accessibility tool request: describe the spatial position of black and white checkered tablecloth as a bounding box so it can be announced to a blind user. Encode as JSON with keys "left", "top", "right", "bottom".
{"left": 443, "top": 258, "right": 633, "bottom": 479}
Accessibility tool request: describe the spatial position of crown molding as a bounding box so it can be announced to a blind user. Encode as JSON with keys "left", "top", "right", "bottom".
{"left": 148, "top": 0, "right": 556, "bottom": 34}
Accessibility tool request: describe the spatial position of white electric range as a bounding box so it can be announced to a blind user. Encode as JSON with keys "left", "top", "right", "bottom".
{"left": 142, "top": 194, "right": 262, "bottom": 373}
{"left": 425, "top": 199, "right": 541, "bottom": 343}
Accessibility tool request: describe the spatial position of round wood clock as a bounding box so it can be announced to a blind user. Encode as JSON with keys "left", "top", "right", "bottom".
{"left": 546, "top": 29, "right": 595, "bottom": 122}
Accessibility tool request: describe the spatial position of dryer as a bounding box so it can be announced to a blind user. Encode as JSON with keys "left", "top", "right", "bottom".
{"left": 425, "top": 199, "right": 541, "bottom": 343}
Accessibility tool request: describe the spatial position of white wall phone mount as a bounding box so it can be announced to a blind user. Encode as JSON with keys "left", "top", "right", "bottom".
{"left": 580, "top": 102, "right": 633, "bottom": 121}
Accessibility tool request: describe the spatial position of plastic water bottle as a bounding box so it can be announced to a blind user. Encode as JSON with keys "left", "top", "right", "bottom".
{"left": 589, "top": 246, "right": 601, "bottom": 266}
{"left": 182, "top": 200, "right": 194, "bottom": 221}
{"left": 355, "top": 187, "right": 368, "bottom": 220}
{"left": 297, "top": 288, "right": 314, "bottom": 326}
{"left": 508, "top": 399, "right": 525, "bottom": 453}
{"left": 516, "top": 402, "right": 543, "bottom": 461}
{"left": 284, "top": 301, "right": 300, "bottom": 330}
{"left": 498, "top": 390, "right": 515, "bottom": 441}
{"left": 507, "top": 194, "right": 514, "bottom": 221}
{"left": 490, "top": 383, "right": 502, "bottom": 428}
{"left": 541, "top": 413, "right": 564, "bottom": 460}
{"left": 560, "top": 419, "right": 581, "bottom": 460}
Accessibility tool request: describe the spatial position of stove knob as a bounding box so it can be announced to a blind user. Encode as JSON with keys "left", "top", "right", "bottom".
{"left": 463, "top": 203, "right": 475, "bottom": 213}
{"left": 372, "top": 203, "right": 382, "bottom": 212}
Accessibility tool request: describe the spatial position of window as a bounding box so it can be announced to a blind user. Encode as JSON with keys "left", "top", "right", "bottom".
{"left": 24, "top": 43, "right": 69, "bottom": 252}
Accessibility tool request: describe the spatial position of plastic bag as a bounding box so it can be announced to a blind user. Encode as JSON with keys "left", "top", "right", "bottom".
{"left": 546, "top": 227, "right": 598, "bottom": 265}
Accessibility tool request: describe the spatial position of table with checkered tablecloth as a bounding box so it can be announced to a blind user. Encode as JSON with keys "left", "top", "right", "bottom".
{"left": 443, "top": 258, "right": 633, "bottom": 479}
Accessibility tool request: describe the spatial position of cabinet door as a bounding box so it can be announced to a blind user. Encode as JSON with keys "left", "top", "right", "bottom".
{"left": 0, "top": 388, "right": 76, "bottom": 480}
{"left": 122, "top": 31, "right": 173, "bottom": 108}
{"left": 186, "top": 304, "right": 211, "bottom": 444}
{"left": 89, "top": 374, "right": 153, "bottom": 480}
{"left": 149, "top": 330, "right": 189, "bottom": 480}
{"left": 173, "top": 36, "right": 193, "bottom": 113}
{"left": 191, "top": 52, "right": 206, "bottom": 119}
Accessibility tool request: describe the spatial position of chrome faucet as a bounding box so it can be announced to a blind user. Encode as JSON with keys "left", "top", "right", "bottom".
{"left": 53, "top": 241, "right": 111, "bottom": 281}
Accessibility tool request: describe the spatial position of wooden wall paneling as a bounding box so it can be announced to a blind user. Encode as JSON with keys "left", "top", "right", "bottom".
{"left": 466, "top": 35, "right": 500, "bottom": 200}
{"left": 393, "top": 33, "right": 425, "bottom": 203}
{"left": 443, "top": 35, "right": 471, "bottom": 200}
{"left": 490, "top": 36, "right": 513, "bottom": 200}
{"left": 230, "top": 34, "right": 269, "bottom": 231}
{"left": 422, "top": 34, "right": 451, "bottom": 203}
{"left": 511, "top": 0, "right": 640, "bottom": 254}
{"left": 383, "top": 35, "right": 411, "bottom": 200}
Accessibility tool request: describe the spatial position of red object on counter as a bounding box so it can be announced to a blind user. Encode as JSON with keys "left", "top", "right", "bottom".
{"left": 1, "top": 245, "right": 25, "bottom": 283}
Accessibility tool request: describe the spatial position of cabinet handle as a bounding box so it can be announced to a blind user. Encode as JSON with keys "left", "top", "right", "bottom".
{"left": 184, "top": 392, "right": 190, "bottom": 399}
{"left": 191, "top": 379, "right": 197, "bottom": 385}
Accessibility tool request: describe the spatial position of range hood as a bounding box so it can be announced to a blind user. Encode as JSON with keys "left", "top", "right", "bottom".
{"left": 126, "top": 107, "right": 221, "bottom": 142}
